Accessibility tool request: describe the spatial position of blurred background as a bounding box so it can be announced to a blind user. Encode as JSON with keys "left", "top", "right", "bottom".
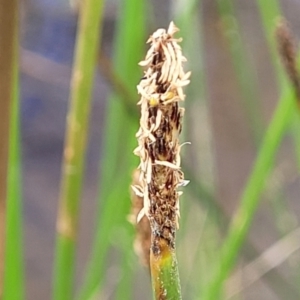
{"left": 20, "top": 0, "right": 300, "bottom": 299}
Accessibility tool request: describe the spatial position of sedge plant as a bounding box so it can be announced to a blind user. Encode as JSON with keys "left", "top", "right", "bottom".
{"left": 4, "top": 2, "right": 24, "bottom": 300}
{"left": 0, "top": 1, "right": 23, "bottom": 299}
{"left": 202, "top": 22, "right": 300, "bottom": 300}
{"left": 52, "top": 0, "right": 104, "bottom": 299}
{"left": 77, "top": 1, "right": 145, "bottom": 299}
{"left": 132, "top": 22, "right": 190, "bottom": 300}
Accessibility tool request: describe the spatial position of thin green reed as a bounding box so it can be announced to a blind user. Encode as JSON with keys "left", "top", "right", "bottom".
{"left": 52, "top": 1, "right": 104, "bottom": 300}
{"left": 86, "top": 1, "right": 297, "bottom": 297}
{"left": 0, "top": 0, "right": 20, "bottom": 299}
{"left": 172, "top": 0, "right": 219, "bottom": 297}
{"left": 202, "top": 80, "right": 296, "bottom": 299}
{"left": 257, "top": 0, "right": 300, "bottom": 257}
{"left": 4, "top": 4, "right": 24, "bottom": 299}
{"left": 256, "top": 0, "right": 300, "bottom": 172}
{"left": 202, "top": 2, "right": 300, "bottom": 298}
{"left": 77, "top": 1, "right": 145, "bottom": 299}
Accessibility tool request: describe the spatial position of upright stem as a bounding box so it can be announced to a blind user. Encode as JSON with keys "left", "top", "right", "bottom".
{"left": 133, "top": 23, "right": 189, "bottom": 300}
{"left": 77, "top": 1, "right": 145, "bottom": 298}
{"left": 4, "top": 2, "right": 24, "bottom": 299}
{"left": 0, "top": 1, "right": 18, "bottom": 298}
{"left": 202, "top": 83, "right": 296, "bottom": 299}
{"left": 150, "top": 238, "right": 182, "bottom": 300}
{"left": 52, "top": 1, "right": 104, "bottom": 300}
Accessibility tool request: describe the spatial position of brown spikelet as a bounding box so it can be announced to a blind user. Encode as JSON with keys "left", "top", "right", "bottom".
{"left": 276, "top": 19, "right": 300, "bottom": 102}
{"left": 132, "top": 21, "right": 190, "bottom": 256}
{"left": 129, "top": 169, "right": 151, "bottom": 268}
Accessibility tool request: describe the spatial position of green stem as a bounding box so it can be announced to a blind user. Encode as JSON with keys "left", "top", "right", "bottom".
{"left": 0, "top": 1, "right": 18, "bottom": 298}
{"left": 77, "top": 1, "right": 145, "bottom": 299}
{"left": 151, "top": 238, "right": 182, "bottom": 300}
{"left": 257, "top": 1, "right": 300, "bottom": 292}
{"left": 4, "top": 3, "right": 24, "bottom": 299}
{"left": 201, "top": 2, "right": 300, "bottom": 298}
{"left": 96, "top": 29, "right": 300, "bottom": 297}
{"left": 202, "top": 82, "right": 296, "bottom": 299}
{"left": 52, "top": 1, "right": 104, "bottom": 300}
{"left": 96, "top": 40, "right": 300, "bottom": 299}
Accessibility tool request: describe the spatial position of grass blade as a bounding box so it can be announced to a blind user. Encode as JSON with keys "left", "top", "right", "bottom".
{"left": 202, "top": 81, "right": 297, "bottom": 299}
{"left": 201, "top": 2, "right": 300, "bottom": 298}
{"left": 95, "top": 20, "right": 300, "bottom": 298}
{"left": 257, "top": 2, "right": 300, "bottom": 290}
{"left": 0, "top": 0, "right": 19, "bottom": 298}
{"left": 52, "top": 1, "right": 105, "bottom": 299}
{"left": 173, "top": 0, "right": 216, "bottom": 189}
{"left": 201, "top": 3, "right": 300, "bottom": 297}
{"left": 172, "top": 1, "right": 219, "bottom": 297}
{"left": 95, "top": 16, "right": 300, "bottom": 297}
{"left": 77, "top": 1, "right": 145, "bottom": 299}
{"left": 4, "top": 4, "right": 24, "bottom": 299}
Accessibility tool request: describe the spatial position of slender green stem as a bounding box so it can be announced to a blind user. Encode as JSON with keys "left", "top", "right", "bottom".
{"left": 202, "top": 82, "right": 296, "bottom": 299}
{"left": 96, "top": 41, "right": 300, "bottom": 299}
{"left": 258, "top": 0, "right": 300, "bottom": 174}
{"left": 151, "top": 239, "right": 182, "bottom": 300}
{"left": 0, "top": 1, "right": 18, "bottom": 298}
{"left": 4, "top": 3, "right": 24, "bottom": 299}
{"left": 257, "top": 1, "right": 300, "bottom": 290}
{"left": 77, "top": 1, "right": 145, "bottom": 299}
{"left": 205, "top": 8, "right": 295, "bottom": 291}
{"left": 52, "top": 1, "right": 104, "bottom": 300}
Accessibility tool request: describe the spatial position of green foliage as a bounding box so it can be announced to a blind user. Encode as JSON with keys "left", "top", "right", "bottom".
{"left": 202, "top": 82, "right": 297, "bottom": 299}
{"left": 77, "top": 1, "right": 145, "bottom": 299}
{"left": 4, "top": 7, "right": 24, "bottom": 300}
{"left": 2, "top": 1, "right": 300, "bottom": 300}
{"left": 52, "top": 0, "right": 105, "bottom": 299}
{"left": 201, "top": 1, "right": 300, "bottom": 298}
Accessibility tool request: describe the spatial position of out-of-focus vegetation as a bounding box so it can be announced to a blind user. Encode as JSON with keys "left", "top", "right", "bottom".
{"left": 1, "top": 0, "right": 300, "bottom": 299}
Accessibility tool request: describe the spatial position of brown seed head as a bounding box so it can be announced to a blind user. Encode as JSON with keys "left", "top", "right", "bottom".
{"left": 132, "top": 22, "right": 190, "bottom": 249}
{"left": 276, "top": 18, "right": 300, "bottom": 101}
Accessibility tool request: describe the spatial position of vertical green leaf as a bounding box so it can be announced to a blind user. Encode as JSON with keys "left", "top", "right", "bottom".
{"left": 52, "top": 1, "right": 105, "bottom": 299}
{"left": 77, "top": 1, "right": 145, "bottom": 299}
{"left": 202, "top": 82, "right": 296, "bottom": 299}
{"left": 0, "top": 0, "right": 20, "bottom": 299}
{"left": 4, "top": 5, "right": 24, "bottom": 299}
